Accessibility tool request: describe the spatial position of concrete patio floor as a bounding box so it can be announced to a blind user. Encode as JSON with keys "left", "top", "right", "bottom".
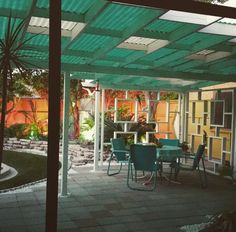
{"left": 0, "top": 165, "right": 236, "bottom": 232}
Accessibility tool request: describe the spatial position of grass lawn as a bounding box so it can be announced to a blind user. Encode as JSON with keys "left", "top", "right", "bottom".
{"left": 1, "top": 150, "right": 47, "bottom": 190}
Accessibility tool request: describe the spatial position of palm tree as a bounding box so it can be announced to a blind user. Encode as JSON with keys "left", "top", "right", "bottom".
{"left": 0, "top": 16, "right": 37, "bottom": 168}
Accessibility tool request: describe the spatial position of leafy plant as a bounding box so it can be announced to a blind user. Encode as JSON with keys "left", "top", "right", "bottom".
{"left": 0, "top": 15, "right": 38, "bottom": 167}
{"left": 179, "top": 141, "right": 189, "bottom": 152}
{"left": 19, "top": 100, "right": 48, "bottom": 140}
{"left": 4, "top": 123, "right": 29, "bottom": 139}
{"left": 81, "top": 116, "right": 95, "bottom": 132}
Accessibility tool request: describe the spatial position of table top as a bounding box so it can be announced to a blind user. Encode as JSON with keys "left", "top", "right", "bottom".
{"left": 156, "top": 145, "right": 183, "bottom": 162}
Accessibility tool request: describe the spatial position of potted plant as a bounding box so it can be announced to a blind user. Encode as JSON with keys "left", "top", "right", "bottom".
{"left": 180, "top": 141, "right": 189, "bottom": 152}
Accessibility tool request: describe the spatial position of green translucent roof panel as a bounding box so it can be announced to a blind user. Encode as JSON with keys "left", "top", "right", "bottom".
{"left": 0, "top": 17, "right": 23, "bottom": 39}
{"left": 176, "top": 32, "right": 230, "bottom": 47}
{"left": 173, "top": 60, "right": 203, "bottom": 72}
{"left": 19, "top": 50, "right": 48, "bottom": 60}
{"left": 61, "top": 55, "right": 89, "bottom": 64}
{"left": 69, "top": 34, "right": 111, "bottom": 52}
{"left": 155, "top": 50, "right": 190, "bottom": 67}
{"left": 93, "top": 60, "right": 117, "bottom": 66}
{"left": 0, "top": 0, "right": 28, "bottom": 11}
{"left": 37, "top": 0, "right": 95, "bottom": 14}
{"left": 141, "top": 48, "right": 176, "bottom": 61}
{"left": 91, "top": 4, "right": 161, "bottom": 31}
{"left": 25, "top": 33, "right": 68, "bottom": 48}
{"left": 145, "top": 19, "right": 184, "bottom": 33}
{"left": 107, "top": 48, "right": 139, "bottom": 58}
{"left": 0, "top": 0, "right": 234, "bottom": 91}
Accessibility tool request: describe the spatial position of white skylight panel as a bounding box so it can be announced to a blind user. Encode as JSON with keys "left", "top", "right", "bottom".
{"left": 229, "top": 38, "right": 236, "bottom": 43}
{"left": 196, "top": 50, "right": 215, "bottom": 56}
{"left": 200, "top": 20, "right": 236, "bottom": 36}
{"left": 124, "top": 36, "right": 156, "bottom": 45}
{"left": 30, "top": 17, "right": 49, "bottom": 27}
{"left": 219, "top": 17, "right": 236, "bottom": 24}
{"left": 157, "top": 77, "right": 196, "bottom": 86}
{"left": 118, "top": 36, "right": 169, "bottom": 53}
{"left": 61, "top": 21, "right": 77, "bottom": 30}
{"left": 160, "top": 10, "right": 220, "bottom": 25}
{"left": 188, "top": 50, "right": 231, "bottom": 63}
{"left": 29, "top": 17, "right": 80, "bottom": 31}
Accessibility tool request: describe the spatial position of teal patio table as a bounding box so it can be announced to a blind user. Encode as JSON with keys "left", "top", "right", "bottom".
{"left": 156, "top": 145, "right": 183, "bottom": 182}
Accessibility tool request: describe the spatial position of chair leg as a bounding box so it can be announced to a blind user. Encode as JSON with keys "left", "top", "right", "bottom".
{"left": 169, "top": 166, "right": 173, "bottom": 185}
{"left": 107, "top": 154, "right": 123, "bottom": 176}
{"left": 127, "top": 167, "right": 158, "bottom": 192}
{"left": 127, "top": 161, "right": 131, "bottom": 188}
{"left": 201, "top": 159, "right": 208, "bottom": 188}
{"left": 197, "top": 164, "right": 207, "bottom": 189}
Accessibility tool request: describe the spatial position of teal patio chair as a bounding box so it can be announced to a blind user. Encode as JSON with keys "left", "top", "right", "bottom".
{"left": 159, "top": 138, "right": 180, "bottom": 147}
{"left": 176, "top": 144, "right": 207, "bottom": 188}
{"left": 127, "top": 144, "right": 159, "bottom": 191}
{"left": 107, "top": 138, "right": 129, "bottom": 176}
{"left": 158, "top": 138, "right": 180, "bottom": 181}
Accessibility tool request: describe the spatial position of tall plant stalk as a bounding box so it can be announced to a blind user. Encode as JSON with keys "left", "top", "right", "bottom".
{"left": 0, "top": 67, "right": 8, "bottom": 168}
{"left": 0, "top": 16, "right": 37, "bottom": 168}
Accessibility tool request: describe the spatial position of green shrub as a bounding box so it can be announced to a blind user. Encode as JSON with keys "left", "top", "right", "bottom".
{"left": 5, "top": 123, "right": 29, "bottom": 139}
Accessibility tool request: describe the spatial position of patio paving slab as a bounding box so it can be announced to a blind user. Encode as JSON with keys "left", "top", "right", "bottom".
{"left": 0, "top": 165, "right": 236, "bottom": 232}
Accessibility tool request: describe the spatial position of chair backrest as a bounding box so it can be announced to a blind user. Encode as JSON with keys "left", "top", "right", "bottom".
{"left": 159, "top": 138, "right": 179, "bottom": 147}
{"left": 111, "top": 138, "right": 127, "bottom": 161}
{"left": 193, "top": 144, "right": 205, "bottom": 169}
{"left": 130, "top": 144, "right": 157, "bottom": 172}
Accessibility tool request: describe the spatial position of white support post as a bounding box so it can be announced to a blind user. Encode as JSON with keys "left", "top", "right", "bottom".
{"left": 99, "top": 89, "right": 105, "bottom": 167}
{"left": 184, "top": 93, "right": 189, "bottom": 142}
{"left": 166, "top": 101, "right": 170, "bottom": 139}
{"left": 180, "top": 93, "right": 186, "bottom": 143}
{"left": 60, "top": 72, "right": 70, "bottom": 197}
{"left": 125, "top": 90, "right": 128, "bottom": 99}
{"left": 93, "top": 82, "right": 100, "bottom": 172}
{"left": 177, "top": 93, "right": 181, "bottom": 140}
{"left": 232, "top": 89, "right": 236, "bottom": 172}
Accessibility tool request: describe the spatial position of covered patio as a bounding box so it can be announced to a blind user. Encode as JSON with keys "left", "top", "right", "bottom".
{"left": 0, "top": 166, "right": 236, "bottom": 232}
{"left": 0, "top": 0, "right": 236, "bottom": 231}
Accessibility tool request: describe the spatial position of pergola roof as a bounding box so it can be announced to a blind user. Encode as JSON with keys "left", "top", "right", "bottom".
{"left": 1, "top": 0, "right": 236, "bottom": 91}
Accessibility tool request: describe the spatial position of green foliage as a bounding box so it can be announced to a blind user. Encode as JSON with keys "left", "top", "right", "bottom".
{"left": 117, "top": 104, "right": 133, "bottom": 121}
{"left": 104, "top": 111, "right": 155, "bottom": 143}
{"left": 219, "top": 161, "right": 233, "bottom": 177}
{"left": 4, "top": 123, "right": 29, "bottom": 139}
{"left": 179, "top": 141, "right": 189, "bottom": 152}
{"left": 76, "top": 134, "right": 93, "bottom": 145}
{"left": 160, "top": 92, "right": 178, "bottom": 100}
{"left": 28, "top": 123, "right": 40, "bottom": 140}
{"left": 81, "top": 116, "right": 94, "bottom": 132}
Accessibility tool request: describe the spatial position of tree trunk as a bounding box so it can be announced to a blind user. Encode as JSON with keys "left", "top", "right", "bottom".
{"left": 0, "top": 68, "right": 8, "bottom": 169}
{"left": 145, "top": 91, "right": 158, "bottom": 121}
{"left": 73, "top": 103, "right": 80, "bottom": 139}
